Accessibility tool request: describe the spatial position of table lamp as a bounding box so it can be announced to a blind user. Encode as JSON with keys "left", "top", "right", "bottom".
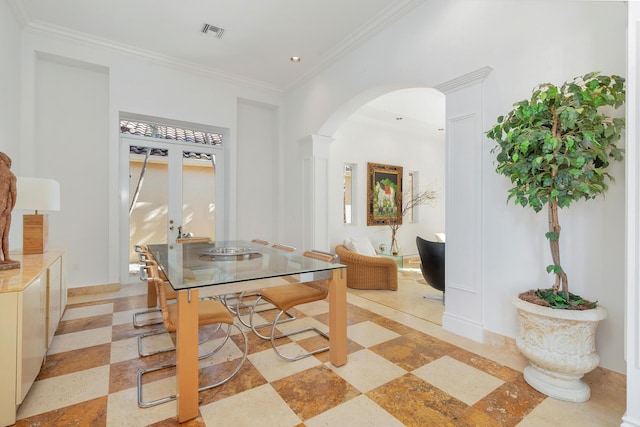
{"left": 14, "top": 177, "right": 60, "bottom": 254}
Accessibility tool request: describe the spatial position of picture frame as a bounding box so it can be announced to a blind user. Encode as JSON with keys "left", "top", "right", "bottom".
{"left": 367, "top": 162, "right": 403, "bottom": 226}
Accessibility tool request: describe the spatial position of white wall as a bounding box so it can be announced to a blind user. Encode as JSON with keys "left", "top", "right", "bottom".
{"left": 34, "top": 55, "right": 109, "bottom": 287}
{"left": 8, "top": 23, "right": 283, "bottom": 288}
{"left": 0, "top": 1, "right": 21, "bottom": 165}
{"left": 624, "top": 3, "right": 640, "bottom": 425}
{"left": 283, "top": 0, "right": 627, "bottom": 373}
{"left": 236, "top": 100, "right": 279, "bottom": 243}
{"left": 329, "top": 95, "right": 446, "bottom": 253}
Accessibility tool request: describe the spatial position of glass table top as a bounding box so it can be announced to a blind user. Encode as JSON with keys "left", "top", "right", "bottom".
{"left": 147, "top": 240, "right": 345, "bottom": 291}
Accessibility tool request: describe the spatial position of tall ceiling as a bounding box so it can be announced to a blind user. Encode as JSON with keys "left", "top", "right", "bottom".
{"left": 11, "top": 0, "right": 425, "bottom": 92}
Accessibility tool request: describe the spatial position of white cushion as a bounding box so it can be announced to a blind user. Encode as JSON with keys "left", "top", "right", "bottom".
{"left": 347, "top": 236, "right": 377, "bottom": 257}
{"left": 343, "top": 238, "right": 355, "bottom": 252}
{"left": 435, "top": 232, "right": 446, "bottom": 243}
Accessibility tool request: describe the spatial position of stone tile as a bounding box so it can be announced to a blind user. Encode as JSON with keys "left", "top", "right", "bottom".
{"left": 38, "top": 343, "right": 111, "bottom": 380}
{"left": 271, "top": 365, "right": 360, "bottom": 421}
{"left": 148, "top": 415, "right": 206, "bottom": 427}
{"left": 472, "top": 376, "right": 546, "bottom": 427}
{"left": 106, "top": 385, "right": 177, "bottom": 427}
{"left": 199, "top": 384, "right": 301, "bottom": 426}
{"left": 15, "top": 396, "right": 107, "bottom": 427}
{"left": 413, "top": 355, "right": 504, "bottom": 406}
{"left": 313, "top": 337, "right": 365, "bottom": 364}
{"left": 197, "top": 359, "right": 268, "bottom": 407}
{"left": 327, "top": 349, "right": 407, "bottom": 393}
{"left": 370, "top": 330, "right": 458, "bottom": 371}
{"left": 248, "top": 344, "right": 321, "bottom": 383}
{"left": 47, "top": 326, "right": 113, "bottom": 354}
{"left": 112, "top": 321, "right": 166, "bottom": 342}
{"left": 112, "top": 294, "right": 148, "bottom": 312}
{"left": 17, "top": 366, "right": 110, "bottom": 419}
{"left": 296, "top": 298, "right": 329, "bottom": 316}
{"left": 56, "top": 313, "right": 114, "bottom": 335}
{"left": 109, "top": 351, "right": 176, "bottom": 394}
{"left": 62, "top": 302, "right": 114, "bottom": 321}
{"left": 449, "top": 346, "right": 521, "bottom": 382}
{"left": 366, "top": 373, "right": 467, "bottom": 426}
{"left": 346, "top": 320, "right": 400, "bottom": 348}
{"left": 305, "top": 394, "right": 405, "bottom": 427}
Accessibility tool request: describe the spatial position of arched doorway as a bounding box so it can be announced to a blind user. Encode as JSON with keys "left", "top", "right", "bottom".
{"left": 300, "top": 67, "right": 492, "bottom": 343}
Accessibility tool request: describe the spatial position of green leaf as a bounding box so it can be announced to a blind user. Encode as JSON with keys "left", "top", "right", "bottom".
{"left": 545, "top": 231, "right": 559, "bottom": 241}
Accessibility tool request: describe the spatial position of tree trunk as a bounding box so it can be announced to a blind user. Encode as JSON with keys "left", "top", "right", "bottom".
{"left": 548, "top": 199, "right": 568, "bottom": 294}
{"left": 548, "top": 104, "right": 569, "bottom": 295}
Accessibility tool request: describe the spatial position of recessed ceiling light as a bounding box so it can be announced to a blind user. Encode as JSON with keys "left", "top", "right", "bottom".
{"left": 290, "top": 56, "right": 302, "bottom": 63}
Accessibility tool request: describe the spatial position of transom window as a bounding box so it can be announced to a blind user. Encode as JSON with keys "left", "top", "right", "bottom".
{"left": 120, "top": 120, "right": 223, "bottom": 146}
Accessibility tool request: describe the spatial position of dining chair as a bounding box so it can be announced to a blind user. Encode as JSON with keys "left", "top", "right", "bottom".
{"left": 248, "top": 249, "right": 336, "bottom": 361}
{"left": 220, "top": 238, "right": 272, "bottom": 315}
{"left": 234, "top": 241, "right": 297, "bottom": 329}
{"left": 137, "top": 262, "right": 248, "bottom": 408}
{"left": 132, "top": 245, "right": 165, "bottom": 328}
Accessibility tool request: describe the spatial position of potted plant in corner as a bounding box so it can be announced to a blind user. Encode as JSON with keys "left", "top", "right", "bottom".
{"left": 486, "top": 72, "right": 625, "bottom": 402}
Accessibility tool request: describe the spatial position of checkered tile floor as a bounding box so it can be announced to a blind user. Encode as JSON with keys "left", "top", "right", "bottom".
{"left": 12, "top": 279, "right": 624, "bottom": 426}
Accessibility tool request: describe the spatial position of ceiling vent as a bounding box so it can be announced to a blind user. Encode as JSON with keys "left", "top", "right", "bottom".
{"left": 202, "top": 23, "right": 225, "bottom": 39}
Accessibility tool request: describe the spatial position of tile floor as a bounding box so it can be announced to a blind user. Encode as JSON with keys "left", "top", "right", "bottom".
{"left": 12, "top": 271, "right": 626, "bottom": 426}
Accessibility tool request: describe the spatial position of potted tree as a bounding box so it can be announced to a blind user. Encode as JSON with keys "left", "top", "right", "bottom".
{"left": 486, "top": 72, "right": 625, "bottom": 402}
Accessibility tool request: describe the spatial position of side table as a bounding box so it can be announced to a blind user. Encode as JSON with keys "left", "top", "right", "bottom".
{"left": 379, "top": 252, "right": 419, "bottom": 268}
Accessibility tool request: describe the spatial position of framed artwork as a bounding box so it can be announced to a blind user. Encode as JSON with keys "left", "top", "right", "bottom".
{"left": 367, "top": 162, "right": 403, "bottom": 226}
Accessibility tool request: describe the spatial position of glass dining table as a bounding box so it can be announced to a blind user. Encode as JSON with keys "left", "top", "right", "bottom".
{"left": 147, "top": 240, "right": 348, "bottom": 423}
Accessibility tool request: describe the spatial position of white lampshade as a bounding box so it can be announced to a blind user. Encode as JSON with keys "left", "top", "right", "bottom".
{"left": 14, "top": 177, "right": 61, "bottom": 212}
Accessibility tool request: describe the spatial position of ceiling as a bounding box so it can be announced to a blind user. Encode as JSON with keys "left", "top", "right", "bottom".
{"left": 12, "top": 0, "right": 425, "bottom": 92}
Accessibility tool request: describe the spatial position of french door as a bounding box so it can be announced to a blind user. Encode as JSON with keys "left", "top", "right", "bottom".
{"left": 120, "top": 134, "right": 224, "bottom": 283}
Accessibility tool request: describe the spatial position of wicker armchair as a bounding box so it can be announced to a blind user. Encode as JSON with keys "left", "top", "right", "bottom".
{"left": 335, "top": 244, "right": 398, "bottom": 290}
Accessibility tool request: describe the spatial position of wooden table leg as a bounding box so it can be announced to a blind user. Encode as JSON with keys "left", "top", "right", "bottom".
{"left": 328, "top": 268, "right": 347, "bottom": 366}
{"left": 176, "top": 288, "right": 199, "bottom": 422}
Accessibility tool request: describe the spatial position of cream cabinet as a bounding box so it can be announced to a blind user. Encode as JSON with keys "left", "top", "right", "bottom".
{"left": 0, "top": 249, "right": 67, "bottom": 427}
{"left": 46, "top": 258, "right": 62, "bottom": 347}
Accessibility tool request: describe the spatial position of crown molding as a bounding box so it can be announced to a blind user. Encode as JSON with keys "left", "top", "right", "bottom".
{"left": 434, "top": 66, "right": 494, "bottom": 94}
{"left": 285, "top": 0, "right": 426, "bottom": 91}
{"left": 22, "top": 20, "right": 283, "bottom": 95}
{"left": 7, "top": 0, "right": 30, "bottom": 28}
{"left": 13, "top": 0, "right": 424, "bottom": 95}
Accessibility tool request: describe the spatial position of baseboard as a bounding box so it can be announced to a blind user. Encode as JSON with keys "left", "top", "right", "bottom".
{"left": 622, "top": 414, "right": 640, "bottom": 427}
{"left": 67, "top": 283, "right": 121, "bottom": 297}
{"left": 442, "top": 312, "right": 484, "bottom": 342}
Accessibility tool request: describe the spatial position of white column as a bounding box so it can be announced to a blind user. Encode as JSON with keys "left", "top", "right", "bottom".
{"left": 299, "top": 134, "right": 333, "bottom": 251}
{"left": 436, "top": 67, "right": 492, "bottom": 342}
{"left": 623, "top": 3, "right": 640, "bottom": 427}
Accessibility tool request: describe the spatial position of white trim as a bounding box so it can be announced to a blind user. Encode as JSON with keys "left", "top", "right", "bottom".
{"left": 435, "top": 66, "right": 493, "bottom": 95}
{"left": 441, "top": 312, "right": 484, "bottom": 342}
{"left": 624, "top": 2, "right": 640, "bottom": 426}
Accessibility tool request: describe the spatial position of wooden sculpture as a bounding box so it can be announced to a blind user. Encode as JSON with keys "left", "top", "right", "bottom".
{"left": 0, "top": 152, "right": 19, "bottom": 270}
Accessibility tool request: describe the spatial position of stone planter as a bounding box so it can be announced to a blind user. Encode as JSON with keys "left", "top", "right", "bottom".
{"left": 512, "top": 295, "right": 607, "bottom": 402}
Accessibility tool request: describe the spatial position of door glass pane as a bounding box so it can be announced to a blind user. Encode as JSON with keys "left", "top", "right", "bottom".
{"left": 344, "top": 163, "right": 354, "bottom": 224}
{"left": 407, "top": 172, "right": 415, "bottom": 222}
{"left": 129, "top": 146, "right": 168, "bottom": 271}
{"left": 182, "top": 151, "right": 216, "bottom": 241}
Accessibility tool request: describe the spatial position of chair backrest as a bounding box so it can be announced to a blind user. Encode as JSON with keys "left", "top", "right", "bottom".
{"left": 251, "top": 239, "right": 270, "bottom": 246}
{"left": 415, "top": 236, "right": 445, "bottom": 292}
{"left": 272, "top": 243, "right": 296, "bottom": 252}
{"left": 303, "top": 249, "right": 337, "bottom": 263}
{"left": 141, "top": 262, "right": 174, "bottom": 330}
